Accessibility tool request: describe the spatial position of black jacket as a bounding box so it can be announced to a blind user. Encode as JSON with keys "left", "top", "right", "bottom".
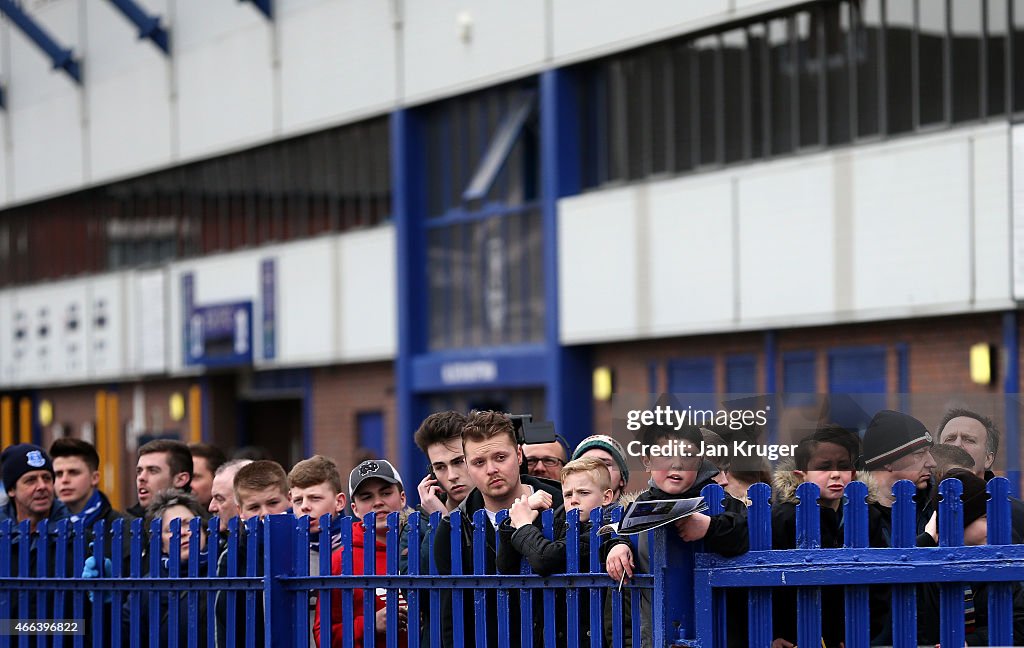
{"left": 434, "top": 475, "right": 564, "bottom": 648}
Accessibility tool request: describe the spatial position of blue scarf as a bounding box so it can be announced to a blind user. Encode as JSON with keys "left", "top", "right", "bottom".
{"left": 68, "top": 489, "right": 105, "bottom": 529}
{"left": 309, "top": 514, "right": 344, "bottom": 554}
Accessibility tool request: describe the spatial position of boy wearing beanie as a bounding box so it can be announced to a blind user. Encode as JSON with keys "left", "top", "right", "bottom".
{"left": 572, "top": 434, "right": 631, "bottom": 500}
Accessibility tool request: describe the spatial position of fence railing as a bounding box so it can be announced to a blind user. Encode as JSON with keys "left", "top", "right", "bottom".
{"left": 1, "top": 478, "right": 1022, "bottom": 648}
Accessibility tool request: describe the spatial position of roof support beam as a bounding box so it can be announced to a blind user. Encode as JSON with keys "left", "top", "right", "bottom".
{"left": 0, "top": 0, "right": 81, "bottom": 84}
{"left": 108, "top": 0, "right": 170, "bottom": 55}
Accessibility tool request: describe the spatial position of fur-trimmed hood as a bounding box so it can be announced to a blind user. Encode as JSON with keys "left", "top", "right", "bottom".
{"left": 771, "top": 457, "right": 880, "bottom": 505}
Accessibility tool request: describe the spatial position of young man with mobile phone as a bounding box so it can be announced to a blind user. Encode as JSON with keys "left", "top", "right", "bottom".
{"left": 413, "top": 411, "right": 474, "bottom": 514}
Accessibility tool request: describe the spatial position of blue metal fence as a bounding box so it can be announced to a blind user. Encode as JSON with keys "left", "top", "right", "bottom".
{"left": 1, "top": 479, "right": 1022, "bottom": 647}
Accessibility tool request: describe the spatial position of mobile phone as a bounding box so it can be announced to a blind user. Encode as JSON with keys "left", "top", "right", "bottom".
{"left": 427, "top": 468, "right": 448, "bottom": 505}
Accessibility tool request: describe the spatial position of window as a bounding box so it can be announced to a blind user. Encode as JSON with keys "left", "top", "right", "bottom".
{"left": 987, "top": 0, "right": 1009, "bottom": 117}
{"left": 918, "top": 0, "right": 947, "bottom": 126}
{"left": 952, "top": 1, "right": 983, "bottom": 122}
{"left": 769, "top": 16, "right": 795, "bottom": 155}
{"left": 854, "top": 0, "right": 883, "bottom": 137}
{"left": 797, "top": 10, "right": 822, "bottom": 148}
{"left": 886, "top": 0, "right": 914, "bottom": 135}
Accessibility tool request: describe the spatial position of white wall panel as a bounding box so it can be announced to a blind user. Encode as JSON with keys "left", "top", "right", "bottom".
{"left": 646, "top": 176, "right": 734, "bottom": 333}
{"left": 89, "top": 274, "right": 125, "bottom": 379}
{"left": 403, "top": 1, "right": 546, "bottom": 102}
{"left": 551, "top": 0, "right": 726, "bottom": 61}
{"left": 279, "top": 0, "right": 396, "bottom": 132}
{"left": 85, "top": 0, "right": 171, "bottom": 181}
{"left": 129, "top": 269, "right": 167, "bottom": 375}
{"left": 8, "top": 1, "right": 84, "bottom": 200}
{"left": 174, "top": 3, "right": 274, "bottom": 158}
{"left": 337, "top": 226, "right": 396, "bottom": 361}
{"left": 0, "top": 291, "right": 11, "bottom": 385}
{"left": 851, "top": 138, "right": 971, "bottom": 311}
{"left": 972, "top": 127, "right": 1012, "bottom": 305}
{"left": 559, "top": 187, "right": 639, "bottom": 344}
{"left": 738, "top": 160, "right": 835, "bottom": 321}
{"left": 273, "top": 238, "right": 336, "bottom": 364}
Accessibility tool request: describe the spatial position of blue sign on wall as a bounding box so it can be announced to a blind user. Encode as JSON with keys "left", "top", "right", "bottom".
{"left": 185, "top": 301, "right": 253, "bottom": 368}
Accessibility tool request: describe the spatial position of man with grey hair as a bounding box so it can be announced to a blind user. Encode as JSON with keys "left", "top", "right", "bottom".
{"left": 208, "top": 458, "right": 252, "bottom": 532}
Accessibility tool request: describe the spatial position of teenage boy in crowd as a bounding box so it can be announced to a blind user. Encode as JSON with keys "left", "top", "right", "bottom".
{"left": 413, "top": 411, "right": 473, "bottom": 515}
{"left": 290, "top": 455, "right": 347, "bottom": 648}
{"left": 189, "top": 442, "right": 227, "bottom": 509}
{"left": 128, "top": 439, "right": 193, "bottom": 518}
{"left": 207, "top": 459, "right": 252, "bottom": 533}
{"left": 314, "top": 459, "right": 409, "bottom": 648}
{"left": 496, "top": 456, "right": 617, "bottom": 647}
{"left": 215, "top": 460, "right": 292, "bottom": 648}
{"left": 605, "top": 424, "right": 749, "bottom": 647}
{"left": 434, "top": 410, "right": 564, "bottom": 647}
{"left": 571, "top": 434, "right": 631, "bottom": 501}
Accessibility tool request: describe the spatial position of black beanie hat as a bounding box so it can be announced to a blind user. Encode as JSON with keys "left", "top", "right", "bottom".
{"left": 936, "top": 468, "right": 989, "bottom": 527}
{"left": 861, "top": 410, "right": 933, "bottom": 470}
{"left": 1, "top": 443, "right": 54, "bottom": 492}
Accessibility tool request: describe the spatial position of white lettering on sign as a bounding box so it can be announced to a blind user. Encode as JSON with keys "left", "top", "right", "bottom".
{"left": 440, "top": 361, "right": 498, "bottom": 385}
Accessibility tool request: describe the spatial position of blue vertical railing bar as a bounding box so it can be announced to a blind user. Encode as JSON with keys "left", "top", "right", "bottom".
{"left": 35, "top": 518, "right": 49, "bottom": 648}
{"left": 315, "top": 514, "right": 332, "bottom": 648}
{"left": 407, "top": 511, "right": 421, "bottom": 648}
{"left": 16, "top": 520, "right": 28, "bottom": 648}
{"left": 843, "top": 481, "right": 871, "bottom": 648}
{"left": 111, "top": 519, "right": 124, "bottom": 648}
{"left": 106, "top": 0, "right": 169, "bottom": 53}
{"left": 987, "top": 478, "right": 1014, "bottom": 646}
{"left": 264, "top": 513, "right": 297, "bottom": 648}
{"left": 129, "top": 518, "right": 143, "bottom": 648}
{"left": 428, "top": 512, "right": 441, "bottom": 648}
{"left": 71, "top": 519, "right": 85, "bottom": 648}
{"left": 244, "top": 517, "right": 259, "bottom": 648}
{"left": 293, "top": 515, "right": 310, "bottom": 648}
{"left": 90, "top": 519, "right": 106, "bottom": 648}
{"left": 0, "top": 520, "right": 8, "bottom": 648}
{"left": 363, "top": 513, "right": 377, "bottom": 648}
{"left": 187, "top": 516, "right": 200, "bottom": 648}
{"left": 53, "top": 519, "right": 68, "bottom": 648}
{"left": 0, "top": 0, "right": 81, "bottom": 83}
{"left": 449, "top": 511, "right": 464, "bottom": 648}
{"left": 339, "top": 517, "right": 354, "bottom": 648}
{"left": 890, "top": 480, "right": 918, "bottom": 648}
{"left": 471, "top": 509, "right": 489, "bottom": 648}
{"left": 517, "top": 508, "right": 534, "bottom": 648}
{"left": 148, "top": 518, "right": 162, "bottom": 648}
{"left": 587, "top": 507, "right": 603, "bottom": 648}
{"left": 225, "top": 516, "right": 239, "bottom": 648}
{"left": 936, "top": 479, "right": 966, "bottom": 648}
{"left": 206, "top": 517, "right": 220, "bottom": 648}
{"left": 608, "top": 507, "right": 624, "bottom": 648}
{"left": 385, "top": 511, "right": 400, "bottom": 648}
{"left": 541, "top": 509, "right": 556, "bottom": 648}
{"left": 702, "top": 483, "right": 727, "bottom": 648}
{"left": 565, "top": 508, "right": 581, "bottom": 648}
{"left": 494, "top": 510, "right": 510, "bottom": 648}
{"left": 168, "top": 518, "right": 181, "bottom": 648}
{"left": 794, "top": 482, "right": 822, "bottom": 648}
{"left": 747, "top": 482, "right": 773, "bottom": 647}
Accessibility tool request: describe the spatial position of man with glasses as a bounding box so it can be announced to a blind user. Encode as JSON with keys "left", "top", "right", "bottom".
{"left": 522, "top": 435, "right": 570, "bottom": 481}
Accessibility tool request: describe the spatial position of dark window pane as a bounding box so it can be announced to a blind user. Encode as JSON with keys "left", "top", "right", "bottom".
{"left": 672, "top": 43, "right": 697, "bottom": 172}
{"left": 748, "top": 23, "right": 767, "bottom": 158}
{"left": 885, "top": 0, "right": 914, "bottom": 134}
{"left": 987, "top": 0, "right": 1008, "bottom": 116}
{"left": 797, "top": 11, "right": 822, "bottom": 147}
{"left": 769, "top": 17, "right": 795, "bottom": 154}
{"left": 952, "top": 0, "right": 983, "bottom": 122}
{"left": 623, "top": 55, "right": 646, "bottom": 180}
{"left": 825, "top": 2, "right": 852, "bottom": 144}
{"left": 608, "top": 59, "right": 629, "bottom": 182}
{"left": 649, "top": 47, "right": 670, "bottom": 174}
{"left": 696, "top": 35, "right": 720, "bottom": 165}
{"left": 722, "top": 29, "right": 747, "bottom": 163}
{"left": 918, "top": 0, "right": 947, "bottom": 125}
{"left": 855, "top": 0, "right": 883, "bottom": 137}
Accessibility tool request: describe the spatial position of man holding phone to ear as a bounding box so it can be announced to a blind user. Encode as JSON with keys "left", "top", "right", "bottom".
{"left": 413, "top": 411, "right": 474, "bottom": 515}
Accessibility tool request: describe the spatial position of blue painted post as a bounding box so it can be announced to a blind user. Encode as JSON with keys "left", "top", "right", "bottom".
{"left": 517, "top": 508, "right": 535, "bottom": 648}
{"left": 541, "top": 509, "right": 556, "bottom": 648}
{"left": 187, "top": 516, "right": 200, "bottom": 648}
{"left": 71, "top": 519, "right": 85, "bottom": 648}
{"left": 15, "top": 520, "right": 28, "bottom": 648}
{"left": 794, "top": 483, "right": 822, "bottom": 648}
{"left": 292, "top": 515, "right": 309, "bottom": 648}
{"left": 607, "top": 507, "right": 625, "bottom": 648}
{"left": 264, "top": 514, "right": 298, "bottom": 648}
{"left": 148, "top": 518, "right": 162, "bottom": 648}
{"left": 363, "top": 514, "right": 377, "bottom": 648}
{"left": 449, "top": 511, "right": 464, "bottom": 648}
{"left": 407, "top": 511, "right": 421, "bottom": 648}
{"left": 472, "top": 510, "right": 489, "bottom": 647}
{"left": 987, "top": 477, "right": 1014, "bottom": 646}
{"left": 494, "top": 510, "right": 510, "bottom": 648}
{"left": 168, "top": 519, "right": 181, "bottom": 648}
{"left": 566, "top": 509, "right": 581, "bottom": 648}
{"left": 53, "top": 519, "right": 68, "bottom": 648}
{"left": 111, "top": 519, "right": 124, "bottom": 648}
{"left": 587, "top": 507, "right": 603, "bottom": 648}
{"left": 386, "top": 511, "right": 400, "bottom": 648}
{"left": 0, "top": 520, "right": 10, "bottom": 641}
{"left": 702, "top": 483, "right": 727, "bottom": 648}
{"left": 937, "top": 479, "right": 965, "bottom": 648}
{"left": 317, "top": 515, "right": 334, "bottom": 648}
{"left": 890, "top": 480, "right": 918, "bottom": 648}
{"left": 225, "top": 517, "right": 240, "bottom": 648}
{"left": 339, "top": 516, "right": 355, "bottom": 648}
{"left": 747, "top": 483, "right": 773, "bottom": 648}
{"left": 428, "top": 512, "right": 441, "bottom": 648}
{"left": 90, "top": 519, "right": 106, "bottom": 648}
{"left": 36, "top": 518, "right": 50, "bottom": 639}
{"left": 129, "top": 518, "right": 143, "bottom": 648}
{"left": 206, "top": 517, "right": 220, "bottom": 648}
{"left": 245, "top": 518, "right": 260, "bottom": 648}
{"left": 843, "top": 481, "right": 871, "bottom": 648}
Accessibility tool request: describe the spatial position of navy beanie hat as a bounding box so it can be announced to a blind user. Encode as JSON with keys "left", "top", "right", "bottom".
{"left": 1, "top": 443, "right": 54, "bottom": 492}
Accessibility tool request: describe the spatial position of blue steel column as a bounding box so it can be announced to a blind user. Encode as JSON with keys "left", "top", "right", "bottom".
{"left": 1004, "top": 311, "right": 1020, "bottom": 496}
{"left": 393, "top": 108, "right": 430, "bottom": 485}
{"left": 540, "top": 69, "right": 592, "bottom": 445}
